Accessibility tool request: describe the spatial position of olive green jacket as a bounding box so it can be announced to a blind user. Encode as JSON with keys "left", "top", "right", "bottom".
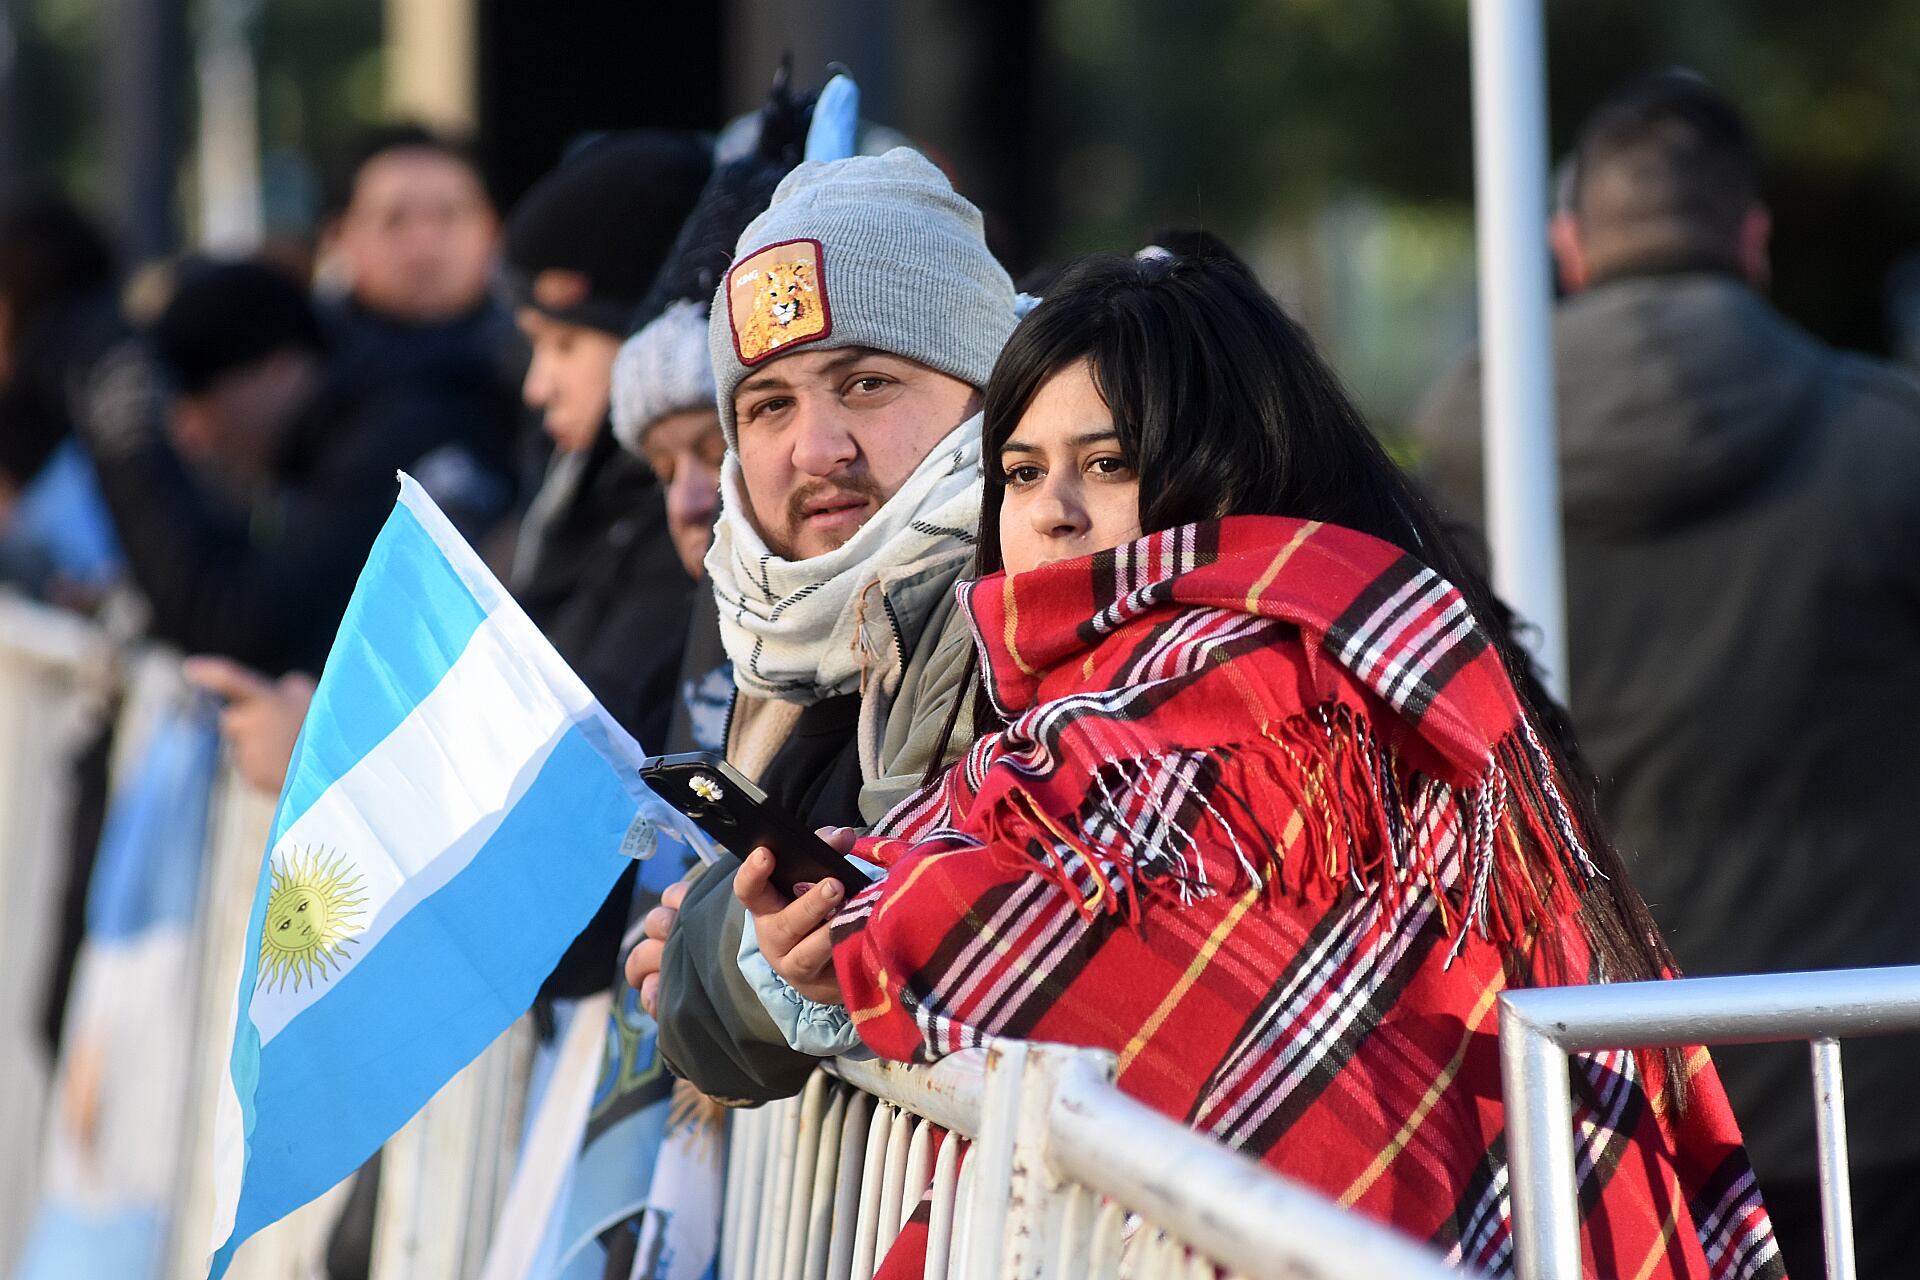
{"left": 656, "top": 546, "right": 976, "bottom": 1104}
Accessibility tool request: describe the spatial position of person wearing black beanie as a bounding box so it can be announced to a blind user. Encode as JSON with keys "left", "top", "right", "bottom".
{"left": 504, "top": 131, "right": 711, "bottom": 454}
{"left": 499, "top": 131, "right": 715, "bottom": 1014}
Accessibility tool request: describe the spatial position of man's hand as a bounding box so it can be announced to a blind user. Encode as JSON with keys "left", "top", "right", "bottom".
{"left": 183, "top": 656, "right": 316, "bottom": 795}
{"left": 626, "top": 877, "right": 692, "bottom": 1016}
{"left": 736, "top": 826, "right": 860, "bottom": 1006}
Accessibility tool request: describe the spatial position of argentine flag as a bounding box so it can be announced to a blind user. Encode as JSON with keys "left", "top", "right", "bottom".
{"left": 207, "top": 476, "right": 697, "bottom": 1275}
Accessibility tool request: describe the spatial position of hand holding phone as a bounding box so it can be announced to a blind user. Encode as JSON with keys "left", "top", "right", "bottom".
{"left": 734, "top": 846, "right": 847, "bottom": 1005}
{"left": 638, "top": 752, "right": 873, "bottom": 899}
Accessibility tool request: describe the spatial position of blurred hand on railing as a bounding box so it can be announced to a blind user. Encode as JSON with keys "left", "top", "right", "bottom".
{"left": 58, "top": 1037, "right": 105, "bottom": 1165}
{"left": 735, "top": 827, "right": 855, "bottom": 1006}
{"left": 182, "top": 655, "right": 315, "bottom": 795}
{"left": 626, "top": 876, "right": 691, "bottom": 1015}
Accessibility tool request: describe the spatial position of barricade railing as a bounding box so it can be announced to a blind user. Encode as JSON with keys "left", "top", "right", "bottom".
{"left": 0, "top": 593, "right": 113, "bottom": 1273}
{"left": 0, "top": 593, "right": 531, "bottom": 1279}
{"left": 723, "top": 1039, "right": 1463, "bottom": 1280}
{"left": 1499, "top": 963, "right": 1920, "bottom": 1280}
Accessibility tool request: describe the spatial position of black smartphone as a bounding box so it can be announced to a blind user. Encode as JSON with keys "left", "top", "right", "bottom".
{"left": 638, "top": 751, "right": 873, "bottom": 898}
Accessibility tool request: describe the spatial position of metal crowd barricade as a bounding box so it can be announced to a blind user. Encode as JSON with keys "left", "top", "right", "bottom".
{"left": 1499, "top": 964, "right": 1920, "bottom": 1280}
{"left": 0, "top": 594, "right": 113, "bottom": 1273}
{"left": 155, "top": 662, "right": 533, "bottom": 1280}
{"left": 368, "top": 1018, "right": 536, "bottom": 1280}
{"left": 722, "top": 1040, "right": 1463, "bottom": 1280}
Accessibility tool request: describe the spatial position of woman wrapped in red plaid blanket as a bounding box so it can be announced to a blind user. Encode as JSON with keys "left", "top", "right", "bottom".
{"left": 745, "top": 249, "right": 1785, "bottom": 1277}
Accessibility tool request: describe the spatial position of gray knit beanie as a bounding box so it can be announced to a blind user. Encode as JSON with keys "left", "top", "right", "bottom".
{"left": 708, "top": 147, "right": 1018, "bottom": 446}
{"left": 611, "top": 299, "right": 717, "bottom": 455}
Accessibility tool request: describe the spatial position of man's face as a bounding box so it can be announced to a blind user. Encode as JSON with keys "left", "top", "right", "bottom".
{"left": 732, "top": 347, "right": 981, "bottom": 561}
{"left": 168, "top": 351, "right": 321, "bottom": 491}
{"left": 333, "top": 149, "right": 497, "bottom": 324}
{"left": 517, "top": 309, "right": 620, "bottom": 454}
{"left": 639, "top": 406, "right": 727, "bottom": 580}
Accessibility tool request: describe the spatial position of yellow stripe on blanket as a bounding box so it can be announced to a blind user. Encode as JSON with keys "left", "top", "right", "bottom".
{"left": 1336, "top": 972, "right": 1503, "bottom": 1208}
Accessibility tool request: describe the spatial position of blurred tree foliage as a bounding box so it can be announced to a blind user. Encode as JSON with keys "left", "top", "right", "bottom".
{"left": 252, "top": 0, "right": 383, "bottom": 233}
{"left": 1045, "top": 0, "right": 1920, "bottom": 355}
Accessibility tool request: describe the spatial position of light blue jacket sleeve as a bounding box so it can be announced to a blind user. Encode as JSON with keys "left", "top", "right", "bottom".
{"left": 737, "top": 906, "right": 869, "bottom": 1057}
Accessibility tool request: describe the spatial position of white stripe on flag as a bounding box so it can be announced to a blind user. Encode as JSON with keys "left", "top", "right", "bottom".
{"left": 248, "top": 605, "right": 577, "bottom": 1044}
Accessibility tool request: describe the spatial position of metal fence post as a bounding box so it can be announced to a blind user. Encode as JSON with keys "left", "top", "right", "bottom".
{"left": 1498, "top": 995, "right": 1582, "bottom": 1280}
{"left": 965, "top": 1039, "right": 1118, "bottom": 1279}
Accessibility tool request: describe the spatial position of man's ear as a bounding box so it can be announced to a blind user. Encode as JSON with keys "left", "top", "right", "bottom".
{"left": 1739, "top": 204, "right": 1772, "bottom": 291}
{"left": 1549, "top": 212, "right": 1589, "bottom": 294}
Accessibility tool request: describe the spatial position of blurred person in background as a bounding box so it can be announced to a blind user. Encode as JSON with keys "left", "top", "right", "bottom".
{"left": 497, "top": 130, "right": 710, "bottom": 1019}
{"left": 71, "top": 256, "right": 515, "bottom": 691}
{"left": 319, "top": 133, "right": 709, "bottom": 1280}
{"left": 0, "top": 194, "right": 123, "bottom": 605}
{"left": 0, "top": 196, "right": 124, "bottom": 1078}
{"left": 1414, "top": 70, "right": 1920, "bottom": 1279}
{"left": 317, "top": 122, "right": 502, "bottom": 329}
{"left": 315, "top": 124, "right": 525, "bottom": 560}
{"left": 612, "top": 298, "right": 731, "bottom": 762}
{"left": 502, "top": 128, "right": 711, "bottom": 756}
{"left": 612, "top": 299, "right": 726, "bottom": 584}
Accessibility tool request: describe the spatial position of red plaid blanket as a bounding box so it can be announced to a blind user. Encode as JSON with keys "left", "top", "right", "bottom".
{"left": 832, "top": 517, "right": 1782, "bottom": 1278}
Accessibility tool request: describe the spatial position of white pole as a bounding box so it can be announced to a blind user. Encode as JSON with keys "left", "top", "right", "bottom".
{"left": 194, "top": 4, "right": 264, "bottom": 256}
{"left": 1468, "top": 0, "right": 1570, "bottom": 705}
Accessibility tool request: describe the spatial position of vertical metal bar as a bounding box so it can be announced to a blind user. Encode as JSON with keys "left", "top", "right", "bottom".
{"left": 720, "top": 1103, "right": 757, "bottom": 1279}
{"left": 194, "top": 0, "right": 262, "bottom": 253}
{"left": 802, "top": 1088, "right": 849, "bottom": 1280}
{"left": 0, "top": 0, "right": 19, "bottom": 196}
{"left": 104, "top": 0, "right": 184, "bottom": 261}
{"left": 1499, "top": 1005, "right": 1581, "bottom": 1280}
{"left": 850, "top": 1102, "right": 897, "bottom": 1279}
{"left": 874, "top": 1107, "right": 914, "bottom": 1255}
{"left": 960, "top": 1042, "right": 1026, "bottom": 1280}
{"left": 1810, "top": 1037, "right": 1858, "bottom": 1280}
{"left": 782, "top": 1073, "right": 832, "bottom": 1280}
{"left": 758, "top": 1094, "right": 801, "bottom": 1280}
{"left": 384, "top": 0, "right": 478, "bottom": 130}
{"left": 1086, "top": 1189, "right": 1127, "bottom": 1278}
{"left": 924, "top": 1134, "right": 963, "bottom": 1280}
{"left": 735, "top": 1105, "right": 775, "bottom": 1279}
{"left": 1054, "top": 1185, "right": 1091, "bottom": 1279}
{"left": 950, "top": 1150, "right": 979, "bottom": 1280}
{"left": 828, "top": 1089, "right": 875, "bottom": 1280}
{"left": 900, "top": 1119, "right": 934, "bottom": 1232}
{"left": 1469, "top": 0, "right": 1569, "bottom": 701}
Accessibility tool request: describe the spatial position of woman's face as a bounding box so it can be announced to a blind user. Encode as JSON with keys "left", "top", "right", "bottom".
{"left": 997, "top": 358, "right": 1142, "bottom": 574}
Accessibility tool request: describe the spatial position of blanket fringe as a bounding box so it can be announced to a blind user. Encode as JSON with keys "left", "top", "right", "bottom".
{"left": 981, "top": 701, "right": 1599, "bottom": 961}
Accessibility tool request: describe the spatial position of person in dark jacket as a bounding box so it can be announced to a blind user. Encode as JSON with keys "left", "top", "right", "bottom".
{"left": 502, "top": 129, "right": 711, "bottom": 746}
{"left": 0, "top": 195, "right": 124, "bottom": 1067}
{"left": 1412, "top": 71, "right": 1920, "bottom": 1280}
{"left": 78, "top": 258, "right": 515, "bottom": 678}
{"left": 0, "top": 194, "right": 124, "bottom": 603}
{"left": 501, "top": 131, "right": 711, "bottom": 1012}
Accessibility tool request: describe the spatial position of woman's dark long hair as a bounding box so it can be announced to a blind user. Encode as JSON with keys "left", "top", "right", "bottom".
{"left": 935, "top": 249, "right": 1681, "bottom": 1096}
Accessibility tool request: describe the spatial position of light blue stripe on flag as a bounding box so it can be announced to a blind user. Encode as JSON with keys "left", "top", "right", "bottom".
{"left": 208, "top": 475, "right": 693, "bottom": 1275}
{"left": 274, "top": 503, "right": 488, "bottom": 832}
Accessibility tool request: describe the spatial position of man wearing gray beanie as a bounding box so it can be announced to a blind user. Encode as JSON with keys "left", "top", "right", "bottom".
{"left": 628, "top": 147, "right": 1020, "bottom": 1105}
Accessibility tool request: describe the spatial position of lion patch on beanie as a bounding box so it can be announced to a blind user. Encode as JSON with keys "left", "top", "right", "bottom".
{"left": 727, "top": 238, "right": 832, "bottom": 365}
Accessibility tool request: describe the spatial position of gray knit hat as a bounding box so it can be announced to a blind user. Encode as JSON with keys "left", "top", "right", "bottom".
{"left": 611, "top": 299, "right": 717, "bottom": 455}
{"left": 708, "top": 147, "right": 1018, "bottom": 446}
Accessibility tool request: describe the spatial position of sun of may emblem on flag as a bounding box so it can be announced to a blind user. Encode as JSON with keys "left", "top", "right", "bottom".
{"left": 256, "top": 845, "right": 367, "bottom": 993}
